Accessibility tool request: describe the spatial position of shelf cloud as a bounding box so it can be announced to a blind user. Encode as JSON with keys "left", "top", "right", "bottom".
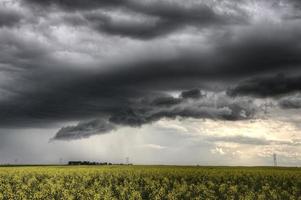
{"left": 0, "top": 0, "right": 301, "bottom": 141}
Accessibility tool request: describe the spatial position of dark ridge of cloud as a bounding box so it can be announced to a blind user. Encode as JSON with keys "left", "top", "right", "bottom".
{"left": 180, "top": 89, "right": 203, "bottom": 99}
{"left": 109, "top": 108, "right": 146, "bottom": 127}
{"left": 51, "top": 119, "right": 116, "bottom": 140}
{"left": 0, "top": 82, "right": 138, "bottom": 128}
{"left": 0, "top": 35, "right": 285, "bottom": 128}
{"left": 0, "top": 9, "right": 22, "bottom": 27}
{"left": 109, "top": 93, "right": 257, "bottom": 127}
{"left": 1, "top": 0, "right": 301, "bottom": 132}
{"left": 278, "top": 94, "right": 301, "bottom": 109}
{"left": 52, "top": 93, "right": 258, "bottom": 140}
{"left": 0, "top": 22, "right": 300, "bottom": 129}
{"left": 227, "top": 74, "right": 301, "bottom": 98}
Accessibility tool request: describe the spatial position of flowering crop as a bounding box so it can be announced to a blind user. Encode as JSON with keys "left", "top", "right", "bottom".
{"left": 0, "top": 166, "right": 300, "bottom": 199}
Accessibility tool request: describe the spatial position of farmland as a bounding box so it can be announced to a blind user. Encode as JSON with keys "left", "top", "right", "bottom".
{"left": 0, "top": 165, "right": 300, "bottom": 199}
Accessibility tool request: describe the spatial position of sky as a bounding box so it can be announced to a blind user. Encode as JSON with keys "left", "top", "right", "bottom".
{"left": 0, "top": 0, "right": 301, "bottom": 166}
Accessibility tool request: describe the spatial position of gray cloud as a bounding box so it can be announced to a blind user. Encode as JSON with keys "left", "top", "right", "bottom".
{"left": 146, "top": 89, "right": 204, "bottom": 107}
{"left": 0, "top": 23, "right": 297, "bottom": 138}
{"left": 24, "top": 0, "right": 127, "bottom": 10}
{"left": 24, "top": 0, "right": 249, "bottom": 39}
{"left": 207, "top": 135, "right": 271, "bottom": 145}
{"left": 206, "top": 135, "right": 301, "bottom": 146}
{"left": 0, "top": 0, "right": 301, "bottom": 141}
{"left": 228, "top": 74, "right": 301, "bottom": 98}
{"left": 279, "top": 94, "right": 301, "bottom": 109}
{"left": 84, "top": 3, "right": 245, "bottom": 39}
{"left": 52, "top": 92, "right": 258, "bottom": 140}
{"left": 88, "top": 24, "right": 301, "bottom": 87}
{"left": 0, "top": 8, "right": 22, "bottom": 27}
{"left": 180, "top": 89, "right": 204, "bottom": 99}
{"left": 110, "top": 92, "right": 258, "bottom": 126}
{"left": 52, "top": 119, "right": 116, "bottom": 140}
{"left": 150, "top": 96, "right": 182, "bottom": 107}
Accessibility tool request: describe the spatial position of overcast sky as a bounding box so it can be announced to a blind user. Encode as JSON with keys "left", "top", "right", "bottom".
{"left": 0, "top": 0, "right": 301, "bottom": 166}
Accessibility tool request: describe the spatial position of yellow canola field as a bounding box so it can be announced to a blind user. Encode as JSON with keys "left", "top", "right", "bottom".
{"left": 0, "top": 165, "right": 300, "bottom": 200}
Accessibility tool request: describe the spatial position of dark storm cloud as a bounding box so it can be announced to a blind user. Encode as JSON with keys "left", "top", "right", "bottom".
{"left": 81, "top": 23, "right": 301, "bottom": 86}
{"left": 1, "top": 23, "right": 300, "bottom": 128}
{"left": 52, "top": 93, "right": 258, "bottom": 140}
{"left": 180, "top": 89, "right": 204, "bottom": 99}
{"left": 228, "top": 74, "right": 301, "bottom": 98}
{"left": 118, "top": 93, "right": 258, "bottom": 124}
{"left": 109, "top": 98, "right": 256, "bottom": 127}
{"left": 52, "top": 119, "right": 116, "bottom": 140}
{"left": 1, "top": 0, "right": 301, "bottom": 140}
{"left": 0, "top": 74, "right": 141, "bottom": 128}
{"left": 0, "top": 60, "right": 259, "bottom": 131}
{"left": 21, "top": 0, "right": 301, "bottom": 74}
{"left": 213, "top": 26, "right": 301, "bottom": 78}
{"left": 0, "top": 8, "right": 22, "bottom": 27}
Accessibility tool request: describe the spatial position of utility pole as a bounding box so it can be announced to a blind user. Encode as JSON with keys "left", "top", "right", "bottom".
{"left": 126, "top": 157, "right": 129, "bottom": 165}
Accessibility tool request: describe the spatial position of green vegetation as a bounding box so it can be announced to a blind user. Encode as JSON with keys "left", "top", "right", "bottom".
{"left": 0, "top": 165, "right": 300, "bottom": 199}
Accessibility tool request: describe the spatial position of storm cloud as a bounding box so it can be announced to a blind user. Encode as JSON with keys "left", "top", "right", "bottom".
{"left": 228, "top": 74, "right": 301, "bottom": 98}
{"left": 0, "top": 8, "right": 22, "bottom": 27}
{"left": 0, "top": 0, "right": 301, "bottom": 140}
{"left": 51, "top": 91, "right": 259, "bottom": 140}
{"left": 52, "top": 119, "right": 116, "bottom": 140}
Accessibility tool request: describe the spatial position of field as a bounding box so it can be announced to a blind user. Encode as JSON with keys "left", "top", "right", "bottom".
{"left": 0, "top": 165, "right": 300, "bottom": 200}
